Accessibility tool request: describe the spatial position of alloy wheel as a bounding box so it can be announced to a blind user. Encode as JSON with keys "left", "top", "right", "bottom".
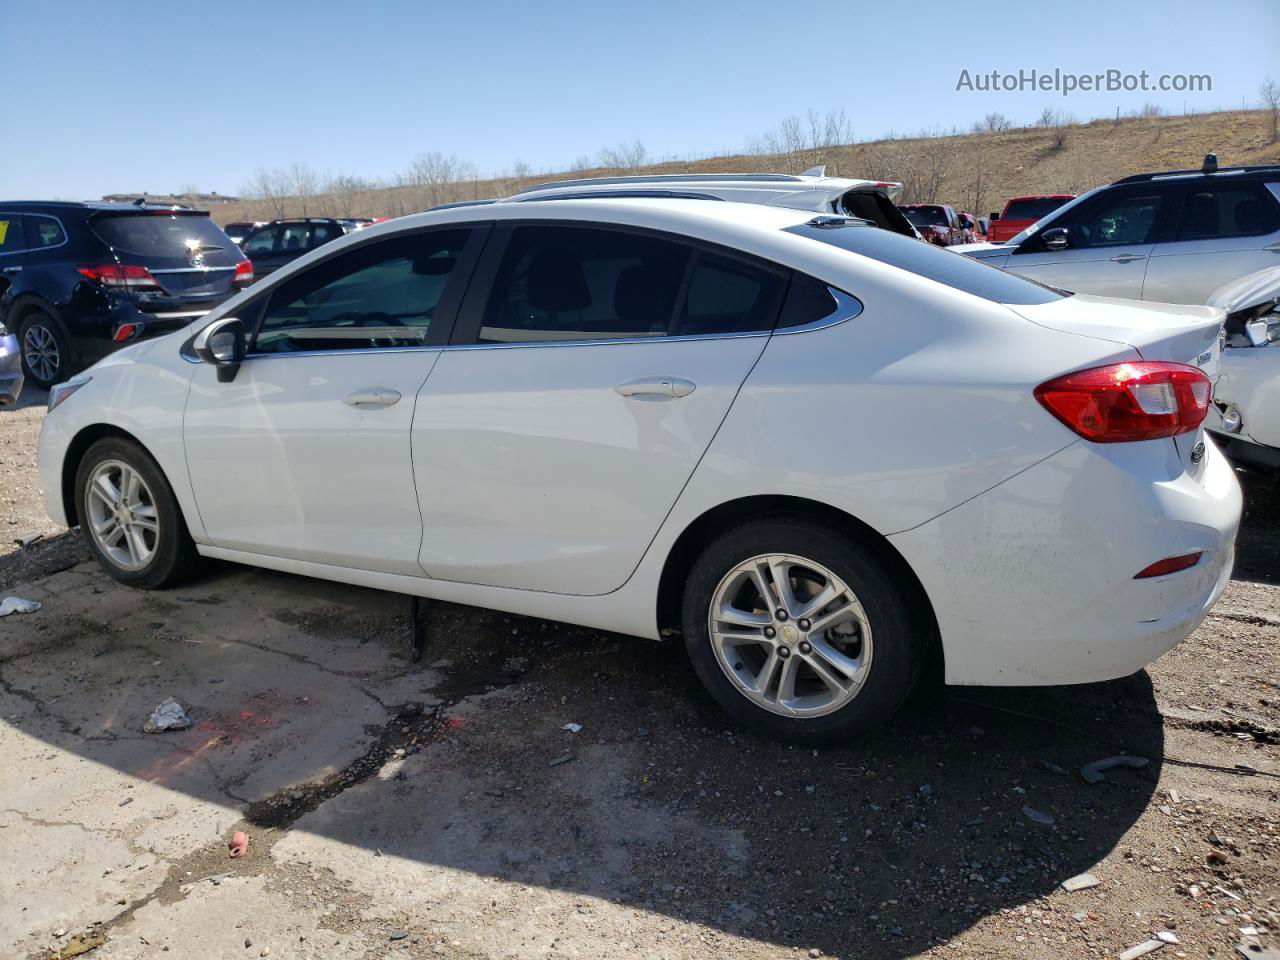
{"left": 22, "top": 323, "right": 60, "bottom": 383}
{"left": 85, "top": 460, "right": 159, "bottom": 572}
{"left": 708, "top": 553, "right": 873, "bottom": 717}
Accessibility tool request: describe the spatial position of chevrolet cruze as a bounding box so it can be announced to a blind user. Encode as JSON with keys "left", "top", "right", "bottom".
{"left": 37, "top": 199, "right": 1241, "bottom": 742}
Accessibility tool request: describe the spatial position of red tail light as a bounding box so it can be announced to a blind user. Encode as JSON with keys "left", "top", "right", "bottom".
{"left": 77, "top": 263, "right": 162, "bottom": 291}
{"left": 1134, "top": 551, "right": 1202, "bottom": 579}
{"left": 233, "top": 259, "right": 254, "bottom": 286}
{"left": 1034, "top": 361, "right": 1211, "bottom": 443}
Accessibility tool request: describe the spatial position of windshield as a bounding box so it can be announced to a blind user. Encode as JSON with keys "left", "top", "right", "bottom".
{"left": 785, "top": 223, "right": 1068, "bottom": 304}
{"left": 901, "top": 206, "right": 948, "bottom": 227}
{"left": 91, "top": 212, "right": 234, "bottom": 259}
{"left": 1003, "top": 197, "right": 1073, "bottom": 221}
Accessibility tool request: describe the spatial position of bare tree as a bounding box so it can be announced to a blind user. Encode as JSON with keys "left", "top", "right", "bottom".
{"left": 1136, "top": 102, "right": 1165, "bottom": 118}
{"left": 960, "top": 146, "right": 987, "bottom": 220}
{"left": 865, "top": 136, "right": 953, "bottom": 204}
{"left": 1036, "top": 107, "right": 1058, "bottom": 128}
{"left": 241, "top": 168, "right": 291, "bottom": 219}
{"left": 323, "top": 173, "right": 375, "bottom": 217}
{"left": 749, "top": 109, "right": 853, "bottom": 174}
{"left": 973, "top": 112, "right": 1012, "bottom": 133}
{"left": 1261, "top": 77, "right": 1280, "bottom": 143}
{"left": 405, "top": 152, "right": 477, "bottom": 208}
{"left": 597, "top": 140, "right": 649, "bottom": 171}
{"left": 288, "top": 163, "right": 319, "bottom": 216}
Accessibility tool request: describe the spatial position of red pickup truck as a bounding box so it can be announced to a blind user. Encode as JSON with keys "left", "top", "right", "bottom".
{"left": 987, "top": 194, "right": 1075, "bottom": 243}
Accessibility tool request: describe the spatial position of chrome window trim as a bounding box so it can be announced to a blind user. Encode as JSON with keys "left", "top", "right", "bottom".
{"left": 150, "top": 266, "right": 235, "bottom": 275}
{"left": 0, "top": 211, "right": 70, "bottom": 257}
{"left": 221, "top": 287, "right": 860, "bottom": 361}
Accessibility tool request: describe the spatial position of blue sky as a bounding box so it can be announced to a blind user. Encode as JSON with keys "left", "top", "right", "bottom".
{"left": 5, "top": 0, "right": 1278, "bottom": 199}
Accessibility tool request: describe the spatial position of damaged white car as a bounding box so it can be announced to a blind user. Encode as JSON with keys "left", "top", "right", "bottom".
{"left": 1207, "top": 266, "right": 1280, "bottom": 470}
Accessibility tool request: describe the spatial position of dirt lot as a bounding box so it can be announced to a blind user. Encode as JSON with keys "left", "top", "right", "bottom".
{"left": 0, "top": 396, "right": 1276, "bottom": 960}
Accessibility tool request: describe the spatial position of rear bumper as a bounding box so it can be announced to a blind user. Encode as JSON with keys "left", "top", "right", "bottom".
{"left": 1208, "top": 429, "right": 1280, "bottom": 471}
{"left": 890, "top": 437, "right": 1241, "bottom": 686}
{"left": 0, "top": 334, "right": 22, "bottom": 404}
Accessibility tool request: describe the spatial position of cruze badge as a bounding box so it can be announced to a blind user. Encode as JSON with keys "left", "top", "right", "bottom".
{"left": 1191, "top": 441, "right": 1206, "bottom": 464}
{"left": 1196, "top": 350, "right": 1212, "bottom": 367}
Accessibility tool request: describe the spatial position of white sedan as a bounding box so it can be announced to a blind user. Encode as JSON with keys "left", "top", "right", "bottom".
{"left": 37, "top": 199, "right": 1241, "bottom": 742}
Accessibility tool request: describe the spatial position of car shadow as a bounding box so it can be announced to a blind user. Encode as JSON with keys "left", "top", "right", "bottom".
{"left": 1234, "top": 467, "right": 1280, "bottom": 586}
{"left": 0, "top": 558, "right": 1165, "bottom": 958}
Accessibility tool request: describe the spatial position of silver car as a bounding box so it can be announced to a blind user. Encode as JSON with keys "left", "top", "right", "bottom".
{"left": 957, "top": 157, "right": 1280, "bottom": 304}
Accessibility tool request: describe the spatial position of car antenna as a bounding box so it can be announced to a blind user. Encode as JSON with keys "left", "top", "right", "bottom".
{"left": 1202, "top": 152, "right": 1218, "bottom": 173}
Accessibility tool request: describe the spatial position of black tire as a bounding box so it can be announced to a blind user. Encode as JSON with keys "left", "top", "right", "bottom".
{"left": 680, "top": 515, "right": 923, "bottom": 744}
{"left": 18, "top": 308, "right": 75, "bottom": 390}
{"left": 75, "top": 437, "right": 202, "bottom": 589}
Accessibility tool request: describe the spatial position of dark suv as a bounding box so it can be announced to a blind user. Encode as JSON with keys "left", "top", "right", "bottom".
{"left": 0, "top": 202, "right": 252, "bottom": 388}
{"left": 239, "top": 218, "right": 352, "bottom": 278}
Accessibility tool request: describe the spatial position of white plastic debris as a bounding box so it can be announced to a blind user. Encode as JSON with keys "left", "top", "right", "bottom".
{"left": 143, "top": 698, "right": 192, "bottom": 733}
{"left": 1117, "top": 939, "right": 1164, "bottom": 960}
{"left": 561, "top": 722, "right": 582, "bottom": 734}
{"left": 1081, "top": 755, "right": 1149, "bottom": 784}
{"left": 1021, "top": 804, "right": 1055, "bottom": 826}
{"left": 0, "top": 596, "right": 41, "bottom": 617}
{"left": 1060, "top": 872, "right": 1101, "bottom": 892}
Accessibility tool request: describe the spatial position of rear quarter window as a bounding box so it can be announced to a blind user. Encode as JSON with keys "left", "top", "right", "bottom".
{"left": 785, "top": 223, "right": 1066, "bottom": 305}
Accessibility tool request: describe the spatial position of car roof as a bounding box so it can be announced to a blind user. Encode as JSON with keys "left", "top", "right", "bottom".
{"left": 506, "top": 171, "right": 903, "bottom": 205}
{"left": 1006, "top": 194, "right": 1075, "bottom": 201}
{"left": 0, "top": 200, "right": 208, "bottom": 214}
{"left": 1113, "top": 162, "right": 1280, "bottom": 185}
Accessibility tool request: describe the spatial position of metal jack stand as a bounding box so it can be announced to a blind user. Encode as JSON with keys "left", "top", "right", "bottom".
{"left": 408, "top": 596, "right": 429, "bottom": 662}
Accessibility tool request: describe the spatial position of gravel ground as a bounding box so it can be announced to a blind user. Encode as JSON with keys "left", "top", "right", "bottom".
{"left": 0, "top": 393, "right": 1276, "bottom": 960}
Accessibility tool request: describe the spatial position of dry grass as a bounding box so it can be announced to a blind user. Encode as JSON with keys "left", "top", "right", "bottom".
{"left": 213, "top": 109, "right": 1280, "bottom": 224}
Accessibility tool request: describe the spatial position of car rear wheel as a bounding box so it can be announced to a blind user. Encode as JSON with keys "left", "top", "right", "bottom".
{"left": 681, "top": 516, "right": 922, "bottom": 743}
{"left": 75, "top": 438, "right": 201, "bottom": 589}
{"left": 19, "top": 310, "right": 71, "bottom": 389}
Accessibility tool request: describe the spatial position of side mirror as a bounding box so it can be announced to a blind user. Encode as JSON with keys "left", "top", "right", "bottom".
{"left": 1244, "top": 317, "right": 1279, "bottom": 347}
{"left": 193, "top": 316, "right": 245, "bottom": 383}
{"left": 989, "top": 212, "right": 1000, "bottom": 221}
{"left": 1041, "top": 227, "right": 1070, "bottom": 251}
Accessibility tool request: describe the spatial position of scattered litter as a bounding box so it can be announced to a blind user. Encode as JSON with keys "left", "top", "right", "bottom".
{"left": 1021, "top": 804, "right": 1055, "bottom": 826}
{"left": 389, "top": 930, "right": 408, "bottom": 941}
{"left": 118, "top": 797, "right": 134, "bottom": 808}
{"left": 1168, "top": 789, "right": 1180, "bottom": 804}
{"left": 1241, "top": 927, "right": 1260, "bottom": 937}
{"left": 0, "top": 596, "right": 41, "bottom": 617}
{"left": 1214, "top": 884, "right": 1243, "bottom": 901}
{"left": 548, "top": 754, "right": 573, "bottom": 767}
{"left": 1038, "top": 759, "right": 1069, "bottom": 775}
{"left": 1060, "top": 872, "right": 1101, "bottom": 892}
{"left": 1118, "top": 939, "right": 1165, "bottom": 960}
{"left": 1081, "top": 755, "right": 1149, "bottom": 784}
{"left": 143, "top": 698, "right": 192, "bottom": 734}
{"left": 228, "top": 831, "right": 249, "bottom": 858}
{"left": 52, "top": 931, "right": 107, "bottom": 958}
{"left": 1157, "top": 931, "right": 1180, "bottom": 944}
{"left": 561, "top": 722, "right": 582, "bottom": 734}
{"left": 14, "top": 532, "right": 43, "bottom": 548}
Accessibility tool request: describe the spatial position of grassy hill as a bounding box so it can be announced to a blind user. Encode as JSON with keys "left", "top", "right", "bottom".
{"left": 212, "top": 109, "right": 1280, "bottom": 225}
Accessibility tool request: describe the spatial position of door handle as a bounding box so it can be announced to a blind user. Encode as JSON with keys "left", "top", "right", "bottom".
{"left": 614, "top": 377, "right": 696, "bottom": 400}
{"left": 1109, "top": 253, "right": 1144, "bottom": 263}
{"left": 343, "top": 387, "right": 401, "bottom": 408}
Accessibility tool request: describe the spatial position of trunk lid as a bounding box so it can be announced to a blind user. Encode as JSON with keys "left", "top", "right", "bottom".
{"left": 1012, "top": 293, "right": 1225, "bottom": 475}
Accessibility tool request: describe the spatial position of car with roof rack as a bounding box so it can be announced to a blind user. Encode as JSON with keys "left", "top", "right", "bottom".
{"left": 955, "top": 156, "right": 1280, "bottom": 304}
{"left": 38, "top": 196, "right": 1239, "bottom": 742}
{"left": 503, "top": 168, "right": 920, "bottom": 238}
{"left": 0, "top": 201, "right": 252, "bottom": 389}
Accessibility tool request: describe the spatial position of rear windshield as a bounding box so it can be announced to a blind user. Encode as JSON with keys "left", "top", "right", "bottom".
{"left": 901, "top": 206, "right": 948, "bottom": 227}
{"left": 1002, "top": 197, "right": 1070, "bottom": 221}
{"left": 785, "top": 223, "right": 1067, "bottom": 304}
{"left": 91, "top": 213, "right": 234, "bottom": 258}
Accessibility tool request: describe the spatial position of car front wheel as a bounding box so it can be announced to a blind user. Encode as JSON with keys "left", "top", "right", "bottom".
{"left": 75, "top": 438, "right": 201, "bottom": 589}
{"left": 681, "top": 517, "right": 922, "bottom": 743}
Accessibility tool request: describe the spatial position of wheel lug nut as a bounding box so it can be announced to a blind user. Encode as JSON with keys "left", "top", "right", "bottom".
{"left": 764, "top": 626, "right": 776, "bottom": 639}
{"left": 778, "top": 646, "right": 791, "bottom": 659}
{"left": 799, "top": 641, "right": 812, "bottom": 655}
{"left": 775, "top": 610, "right": 788, "bottom": 622}
{"left": 798, "top": 618, "right": 811, "bottom": 631}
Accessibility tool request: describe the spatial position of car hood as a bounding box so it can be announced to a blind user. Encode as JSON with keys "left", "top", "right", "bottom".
{"left": 1207, "top": 264, "right": 1280, "bottom": 312}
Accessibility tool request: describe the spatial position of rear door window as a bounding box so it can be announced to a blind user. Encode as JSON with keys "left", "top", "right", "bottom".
{"left": 1174, "top": 183, "right": 1280, "bottom": 241}
{"left": 243, "top": 226, "right": 280, "bottom": 254}
{"left": 309, "top": 222, "right": 342, "bottom": 247}
{"left": 673, "top": 251, "right": 787, "bottom": 336}
{"left": 0, "top": 215, "right": 25, "bottom": 255}
{"left": 279, "top": 223, "right": 310, "bottom": 252}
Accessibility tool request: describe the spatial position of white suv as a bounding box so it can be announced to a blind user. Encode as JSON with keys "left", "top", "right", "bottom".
{"left": 958, "top": 158, "right": 1280, "bottom": 304}
{"left": 38, "top": 198, "right": 1240, "bottom": 742}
